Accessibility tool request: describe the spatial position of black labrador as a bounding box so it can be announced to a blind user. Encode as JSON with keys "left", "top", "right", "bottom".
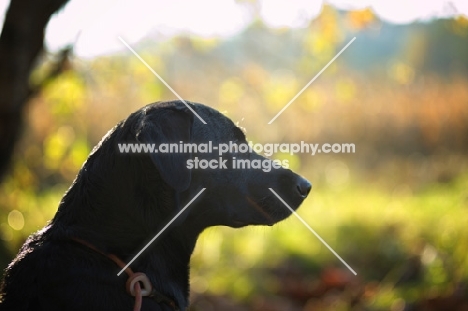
{"left": 0, "top": 100, "right": 311, "bottom": 311}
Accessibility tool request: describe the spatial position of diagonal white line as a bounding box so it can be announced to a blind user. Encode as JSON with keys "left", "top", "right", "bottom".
{"left": 118, "top": 36, "right": 207, "bottom": 125}
{"left": 268, "top": 188, "right": 357, "bottom": 275}
{"left": 268, "top": 37, "right": 356, "bottom": 124}
{"left": 117, "top": 188, "right": 206, "bottom": 276}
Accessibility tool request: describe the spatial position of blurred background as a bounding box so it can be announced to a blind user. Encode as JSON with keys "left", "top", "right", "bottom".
{"left": 0, "top": 0, "right": 467, "bottom": 310}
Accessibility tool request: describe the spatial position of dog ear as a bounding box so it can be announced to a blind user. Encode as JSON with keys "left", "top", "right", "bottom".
{"left": 136, "top": 106, "right": 194, "bottom": 192}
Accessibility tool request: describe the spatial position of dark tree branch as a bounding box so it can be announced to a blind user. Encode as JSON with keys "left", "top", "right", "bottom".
{"left": 0, "top": 0, "right": 70, "bottom": 181}
{"left": 28, "top": 45, "right": 73, "bottom": 98}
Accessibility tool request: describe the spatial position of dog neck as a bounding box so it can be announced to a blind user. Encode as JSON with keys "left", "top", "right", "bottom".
{"left": 71, "top": 238, "right": 180, "bottom": 310}
{"left": 51, "top": 200, "right": 199, "bottom": 310}
{"left": 130, "top": 229, "right": 199, "bottom": 310}
{"left": 48, "top": 153, "right": 202, "bottom": 310}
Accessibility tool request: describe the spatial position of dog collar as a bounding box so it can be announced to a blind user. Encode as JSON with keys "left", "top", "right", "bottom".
{"left": 71, "top": 238, "right": 179, "bottom": 311}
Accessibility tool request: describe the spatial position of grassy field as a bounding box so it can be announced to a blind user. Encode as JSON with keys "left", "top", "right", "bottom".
{"left": 188, "top": 166, "right": 468, "bottom": 310}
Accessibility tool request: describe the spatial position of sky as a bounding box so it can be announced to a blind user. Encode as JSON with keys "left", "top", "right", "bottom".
{"left": 0, "top": 0, "right": 467, "bottom": 58}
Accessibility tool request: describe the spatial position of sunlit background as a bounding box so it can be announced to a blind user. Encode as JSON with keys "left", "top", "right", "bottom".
{"left": 1, "top": 0, "right": 468, "bottom": 310}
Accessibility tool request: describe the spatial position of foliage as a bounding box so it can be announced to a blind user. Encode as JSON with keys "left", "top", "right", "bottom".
{"left": 1, "top": 5, "right": 468, "bottom": 310}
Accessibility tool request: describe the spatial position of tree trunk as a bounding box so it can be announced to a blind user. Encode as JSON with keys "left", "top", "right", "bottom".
{"left": 0, "top": 0, "right": 70, "bottom": 180}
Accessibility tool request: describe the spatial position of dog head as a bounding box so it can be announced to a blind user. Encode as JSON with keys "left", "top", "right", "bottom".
{"left": 130, "top": 100, "right": 311, "bottom": 229}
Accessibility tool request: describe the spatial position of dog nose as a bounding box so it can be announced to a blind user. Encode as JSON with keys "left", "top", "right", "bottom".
{"left": 297, "top": 177, "right": 312, "bottom": 198}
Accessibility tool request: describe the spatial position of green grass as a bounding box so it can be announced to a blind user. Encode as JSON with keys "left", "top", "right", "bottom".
{"left": 189, "top": 172, "right": 468, "bottom": 308}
